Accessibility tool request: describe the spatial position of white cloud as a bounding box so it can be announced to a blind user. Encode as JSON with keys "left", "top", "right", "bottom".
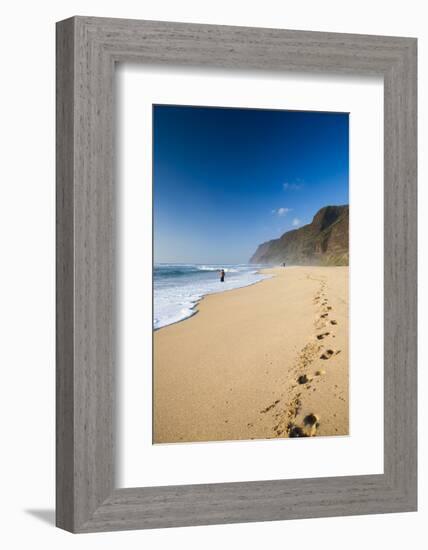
{"left": 272, "top": 207, "right": 292, "bottom": 216}
{"left": 283, "top": 182, "right": 303, "bottom": 191}
{"left": 292, "top": 217, "right": 301, "bottom": 227}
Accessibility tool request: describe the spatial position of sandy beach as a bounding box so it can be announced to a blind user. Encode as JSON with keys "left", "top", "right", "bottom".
{"left": 153, "top": 266, "right": 348, "bottom": 443}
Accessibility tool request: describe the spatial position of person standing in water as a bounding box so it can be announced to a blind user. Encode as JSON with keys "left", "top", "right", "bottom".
{"left": 220, "top": 269, "right": 225, "bottom": 283}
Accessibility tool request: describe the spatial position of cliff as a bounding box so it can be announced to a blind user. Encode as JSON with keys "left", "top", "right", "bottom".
{"left": 249, "top": 205, "right": 349, "bottom": 266}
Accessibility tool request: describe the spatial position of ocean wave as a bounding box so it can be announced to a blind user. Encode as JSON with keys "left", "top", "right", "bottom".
{"left": 154, "top": 264, "right": 271, "bottom": 329}
{"left": 196, "top": 265, "right": 238, "bottom": 272}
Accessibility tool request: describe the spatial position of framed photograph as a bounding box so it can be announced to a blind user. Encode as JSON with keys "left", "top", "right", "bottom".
{"left": 56, "top": 16, "right": 417, "bottom": 532}
{"left": 151, "top": 105, "right": 350, "bottom": 444}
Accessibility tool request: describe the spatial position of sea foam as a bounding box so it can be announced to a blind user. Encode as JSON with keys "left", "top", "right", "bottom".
{"left": 154, "top": 264, "right": 268, "bottom": 329}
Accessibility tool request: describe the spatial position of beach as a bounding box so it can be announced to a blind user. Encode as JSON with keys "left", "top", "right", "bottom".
{"left": 153, "top": 266, "right": 349, "bottom": 443}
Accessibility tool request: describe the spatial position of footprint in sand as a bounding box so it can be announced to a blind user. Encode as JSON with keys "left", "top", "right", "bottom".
{"left": 287, "top": 425, "right": 307, "bottom": 438}
{"left": 320, "top": 313, "right": 328, "bottom": 319}
{"left": 297, "top": 374, "right": 309, "bottom": 385}
{"left": 320, "top": 349, "right": 334, "bottom": 360}
{"left": 304, "top": 413, "right": 320, "bottom": 436}
{"left": 330, "top": 320, "right": 338, "bottom": 325}
{"left": 316, "top": 332, "right": 330, "bottom": 340}
{"left": 287, "top": 413, "right": 320, "bottom": 438}
{"left": 260, "top": 399, "right": 280, "bottom": 413}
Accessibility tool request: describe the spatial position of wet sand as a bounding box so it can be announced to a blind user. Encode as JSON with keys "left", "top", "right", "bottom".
{"left": 153, "top": 266, "right": 349, "bottom": 443}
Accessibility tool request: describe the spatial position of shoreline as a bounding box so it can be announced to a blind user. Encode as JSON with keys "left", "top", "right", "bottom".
{"left": 153, "top": 265, "right": 272, "bottom": 331}
{"left": 154, "top": 266, "right": 349, "bottom": 443}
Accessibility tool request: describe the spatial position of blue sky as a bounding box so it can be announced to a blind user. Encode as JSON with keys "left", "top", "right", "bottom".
{"left": 153, "top": 105, "right": 349, "bottom": 264}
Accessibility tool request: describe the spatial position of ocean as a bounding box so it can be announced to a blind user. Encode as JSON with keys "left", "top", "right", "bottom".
{"left": 153, "top": 264, "right": 269, "bottom": 329}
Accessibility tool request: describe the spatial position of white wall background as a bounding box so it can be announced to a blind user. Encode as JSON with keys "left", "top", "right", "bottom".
{"left": 0, "top": 1, "right": 424, "bottom": 548}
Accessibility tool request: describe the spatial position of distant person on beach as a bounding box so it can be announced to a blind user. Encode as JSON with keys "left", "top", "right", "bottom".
{"left": 220, "top": 269, "right": 225, "bottom": 283}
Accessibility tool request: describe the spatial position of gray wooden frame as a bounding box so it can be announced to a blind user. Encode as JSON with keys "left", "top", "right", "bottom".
{"left": 56, "top": 16, "right": 417, "bottom": 533}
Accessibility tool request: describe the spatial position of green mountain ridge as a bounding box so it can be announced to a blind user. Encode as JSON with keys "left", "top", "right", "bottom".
{"left": 249, "top": 205, "right": 349, "bottom": 266}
